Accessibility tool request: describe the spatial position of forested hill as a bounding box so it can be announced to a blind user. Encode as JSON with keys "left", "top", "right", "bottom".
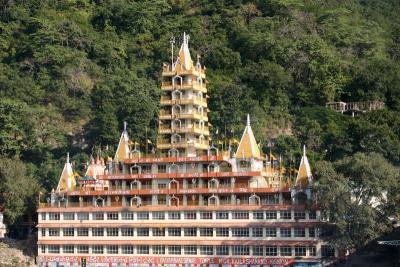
{"left": 0, "top": 1, "right": 400, "bottom": 226}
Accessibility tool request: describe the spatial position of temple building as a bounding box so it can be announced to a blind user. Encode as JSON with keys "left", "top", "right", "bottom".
{"left": 37, "top": 33, "right": 337, "bottom": 267}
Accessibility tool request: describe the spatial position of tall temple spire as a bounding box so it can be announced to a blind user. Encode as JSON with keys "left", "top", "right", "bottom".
{"left": 158, "top": 32, "right": 210, "bottom": 157}
{"left": 295, "top": 145, "right": 313, "bottom": 188}
{"left": 56, "top": 153, "right": 76, "bottom": 192}
{"left": 174, "top": 32, "right": 194, "bottom": 71}
{"left": 115, "top": 122, "right": 130, "bottom": 161}
{"left": 235, "top": 114, "right": 261, "bottom": 159}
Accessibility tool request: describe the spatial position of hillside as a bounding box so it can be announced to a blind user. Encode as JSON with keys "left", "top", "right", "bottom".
{"left": 0, "top": 0, "right": 400, "bottom": 249}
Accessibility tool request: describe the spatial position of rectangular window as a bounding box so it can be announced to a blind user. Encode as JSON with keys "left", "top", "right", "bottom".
{"left": 232, "top": 245, "right": 249, "bottom": 256}
{"left": 168, "top": 227, "right": 181, "bottom": 236}
{"left": 107, "top": 245, "right": 118, "bottom": 254}
{"left": 122, "top": 245, "right": 134, "bottom": 254}
{"left": 294, "top": 228, "right": 306, "bottom": 237}
{"left": 321, "top": 245, "right": 335, "bottom": 257}
{"left": 216, "top": 211, "right": 229, "bottom": 219}
{"left": 252, "top": 227, "right": 263, "bottom": 237}
{"left": 63, "top": 212, "right": 74, "bottom": 220}
{"left": 157, "top": 183, "right": 167, "bottom": 189}
{"left": 280, "top": 246, "right": 292, "bottom": 256}
{"left": 253, "top": 211, "right": 264, "bottom": 220}
{"left": 48, "top": 245, "right": 60, "bottom": 254}
{"left": 107, "top": 212, "right": 118, "bottom": 220}
{"left": 184, "top": 228, "right": 197, "bottom": 236}
{"left": 63, "top": 245, "right": 74, "bottom": 254}
{"left": 309, "top": 210, "right": 317, "bottom": 219}
{"left": 137, "top": 245, "right": 149, "bottom": 254}
{"left": 41, "top": 245, "right": 46, "bottom": 253}
{"left": 168, "top": 245, "right": 181, "bottom": 255}
{"left": 158, "top": 165, "right": 167, "bottom": 173}
{"left": 93, "top": 212, "right": 104, "bottom": 220}
{"left": 153, "top": 245, "right": 165, "bottom": 255}
{"left": 77, "top": 245, "right": 89, "bottom": 254}
{"left": 137, "top": 212, "right": 149, "bottom": 220}
{"left": 200, "top": 211, "right": 212, "bottom": 220}
{"left": 152, "top": 228, "right": 165, "bottom": 236}
{"left": 280, "top": 210, "right": 291, "bottom": 220}
{"left": 265, "top": 210, "right": 277, "bottom": 219}
{"left": 294, "top": 211, "right": 306, "bottom": 220}
{"left": 253, "top": 246, "right": 264, "bottom": 256}
{"left": 309, "top": 246, "right": 317, "bottom": 256}
{"left": 266, "top": 246, "right": 278, "bottom": 256}
{"left": 232, "top": 211, "right": 249, "bottom": 219}
{"left": 152, "top": 212, "right": 165, "bottom": 220}
{"left": 77, "top": 228, "right": 88, "bottom": 236}
{"left": 184, "top": 245, "right": 197, "bottom": 255}
{"left": 121, "top": 212, "right": 134, "bottom": 220}
{"left": 106, "top": 228, "right": 119, "bottom": 237}
{"left": 265, "top": 228, "right": 277, "bottom": 237}
{"left": 137, "top": 228, "right": 149, "bottom": 236}
{"left": 77, "top": 212, "right": 89, "bottom": 220}
{"left": 295, "top": 246, "right": 306, "bottom": 256}
{"left": 280, "top": 228, "right": 291, "bottom": 238}
{"left": 92, "top": 245, "right": 103, "bottom": 254}
{"left": 264, "top": 194, "right": 279, "bottom": 204}
{"left": 168, "top": 211, "right": 180, "bottom": 220}
{"left": 309, "top": 227, "right": 316, "bottom": 237}
{"left": 49, "top": 228, "right": 60, "bottom": 236}
{"left": 232, "top": 228, "right": 249, "bottom": 237}
{"left": 200, "top": 228, "right": 213, "bottom": 237}
{"left": 121, "top": 227, "right": 134, "bottom": 236}
{"left": 41, "top": 228, "right": 46, "bottom": 237}
{"left": 200, "top": 245, "right": 213, "bottom": 255}
{"left": 63, "top": 228, "right": 74, "bottom": 236}
{"left": 184, "top": 211, "right": 197, "bottom": 220}
{"left": 216, "top": 228, "right": 229, "bottom": 237}
{"left": 49, "top": 213, "right": 60, "bottom": 220}
{"left": 216, "top": 245, "right": 229, "bottom": 256}
{"left": 41, "top": 213, "right": 46, "bottom": 221}
{"left": 92, "top": 228, "right": 104, "bottom": 236}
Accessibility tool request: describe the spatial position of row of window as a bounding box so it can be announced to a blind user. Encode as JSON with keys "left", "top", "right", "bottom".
{"left": 41, "top": 227, "right": 318, "bottom": 238}
{"left": 41, "top": 210, "right": 317, "bottom": 221}
{"left": 41, "top": 244, "right": 335, "bottom": 257}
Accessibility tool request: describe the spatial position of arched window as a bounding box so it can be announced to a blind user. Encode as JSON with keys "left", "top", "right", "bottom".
{"left": 168, "top": 148, "right": 179, "bottom": 157}
{"left": 171, "top": 134, "right": 182, "bottom": 144}
{"left": 130, "top": 180, "right": 141, "bottom": 190}
{"left": 172, "top": 105, "right": 182, "bottom": 116}
{"left": 95, "top": 197, "right": 105, "bottom": 207}
{"left": 169, "top": 195, "right": 179, "bottom": 206}
{"left": 172, "top": 75, "right": 183, "bottom": 88}
{"left": 130, "top": 164, "right": 141, "bottom": 174}
{"left": 208, "top": 195, "right": 219, "bottom": 206}
{"left": 169, "top": 179, "right": 179, "bottom": 190}
{"left": 172, "top": 119, "right": 182, "bottom": 130}
{"left": 208, "top": 178, "right": 219, "bottom": 189}
{"left": 168, "top": 164, "right": 179, "bottom": 174}
{"left": 172, "top": 90, "right": 182, "bottom": 100}
{"left": 130, "top": 196, "right": 142, "bottom": 207}
{"left": 208, "top": 146, "right": 219, "bottom": 156}
{"left": 249, "top": 194, "right": 261, "bottom": 205}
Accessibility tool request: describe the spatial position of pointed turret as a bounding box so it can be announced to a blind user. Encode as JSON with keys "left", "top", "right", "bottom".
{"left": 235, "top": 114, "right": 262, "bottom": 159}
{"left": 295, "top": 145, "right": 313, "bottom": 188}
{"left": 56, "top": 153, "right": 76, "bottom": 192}
{"left": 174, "top": 32, "right": 194, "bottom": 71}
{"left": 115, "top": 122, "right": 130, "bottom": 161}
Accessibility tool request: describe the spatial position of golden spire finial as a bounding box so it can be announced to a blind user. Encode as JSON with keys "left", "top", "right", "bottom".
{"left": 295, "top": 145, "right": 313, "bottom": 188}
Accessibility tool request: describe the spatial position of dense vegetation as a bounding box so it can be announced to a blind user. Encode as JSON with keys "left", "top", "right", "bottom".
{"left": 0, "top": 0, "right": 399, "bottom": 250}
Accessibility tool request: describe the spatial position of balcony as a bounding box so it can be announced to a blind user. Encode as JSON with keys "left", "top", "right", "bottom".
{"left": 161, "top": 82, "right": 207, "bottom": 93}
{"left": 158, "top": 125, "right": 210, "bottom": 135}
{"left": 159, "top": 110, "right": 208, "bottom": 121}
{"left": 157, "top": 139, "right": 209, "bottom": 150}
{"left": 160, "top": 96, "right": 207, "bottom": 107}
{"left": 162, "top": 65, "right": 206, "bottom": 78}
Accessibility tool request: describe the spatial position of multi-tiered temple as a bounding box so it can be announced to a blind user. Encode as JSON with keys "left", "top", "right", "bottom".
{"left": 37, "top": 33, "right": 337, "bottom": 267}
